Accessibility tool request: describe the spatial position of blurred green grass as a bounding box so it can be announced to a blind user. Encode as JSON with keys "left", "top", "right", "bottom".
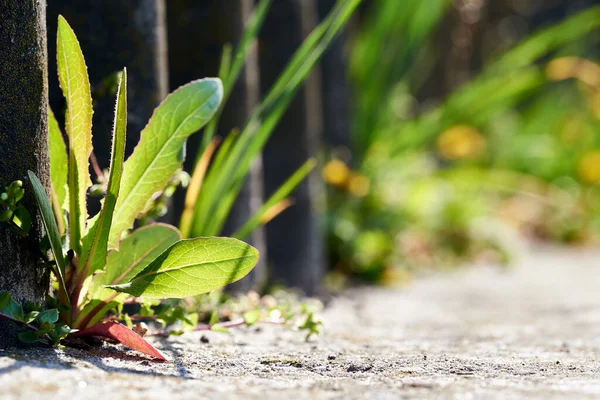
{"left": 325, "top": 0, "right": 600, "bottom": 285}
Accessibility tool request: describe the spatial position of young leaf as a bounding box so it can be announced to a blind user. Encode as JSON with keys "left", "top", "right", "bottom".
{"left": 12, "top": 205, "right": 31, "bottom": 234}
{"left": 28, "top": 171, "right": 69, "bottom": 306}
{"left": 1, "top": 294, "right": 24, "bottom": 322}
{"left": 36, "top": 309, "right": 59, "bottom": 325}
{"left": 108, "top": 79, "right": 223, "bottom": 248}
{"left": 25, "top": 311, "right": 40, "bottom": 324}
{"left": 107, "top": 237, "right": 258, "bottom": 299}
{"left": 72, "top": 322, "right": 167, "bottom": 361}
{"left": 79, "top": 69, "right": 128, "bottom": 278}
{"left": 243, "top": 310, "right": 261, "bottom": 326}
{"left": 48, "top": 107, "right": 68, "bottom": 213}
{"left": 57, "top": 16, "right": 94, "bottom": 255}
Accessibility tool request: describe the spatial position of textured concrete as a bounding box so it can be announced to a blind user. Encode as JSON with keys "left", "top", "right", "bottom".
{"left": 1, "top": 244, "right": 600, "bottom": 399}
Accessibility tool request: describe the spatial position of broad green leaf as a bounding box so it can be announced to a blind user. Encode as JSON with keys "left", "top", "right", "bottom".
{"left": 76, "top": 224, "right": 180, "bottom": 328}
{"left": 28, "top": 171, "right": 69, "bottom": 304}
{"left": 93, "top": 223, "right": 180, "bottom": 291}
{"left": 57, "top": 16, "right": 93, "bottom": 255}
{"left": 48, "top": 107, "right": 68, "bottom": 212}
{"left": 107, "top": 237, "right": 258, "bottom": 299}
{"left": 108, "top": 78, "right": 223, "bottom": 248}
{"left": 80, "top": 69, "right": 128, "bottom": 278}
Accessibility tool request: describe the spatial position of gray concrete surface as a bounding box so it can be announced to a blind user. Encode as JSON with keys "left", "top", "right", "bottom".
{"left": 1, "top": 244, "right": 600, "bottom": 399}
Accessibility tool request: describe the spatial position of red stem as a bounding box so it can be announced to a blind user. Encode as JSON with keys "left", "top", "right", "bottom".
{"left": 147, "top": 318, "right": 286, "bottom": 337}
{"left": 89, "top": 151, "right": 104, "bottom": 182}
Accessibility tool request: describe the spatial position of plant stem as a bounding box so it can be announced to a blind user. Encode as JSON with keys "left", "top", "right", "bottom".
{"left": 147, "top": 317, "right": 286, "bottom": 337}
{"left": 89, "top": 151, "right": 104, "bottom": 182}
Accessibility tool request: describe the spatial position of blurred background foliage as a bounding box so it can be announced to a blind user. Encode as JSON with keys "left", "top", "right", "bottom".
{"left": 325, "top": 0, "right": 600, "bottom": 285}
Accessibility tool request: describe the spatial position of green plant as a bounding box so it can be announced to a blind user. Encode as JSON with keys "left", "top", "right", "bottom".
{"left": 0, "top": 180, "right": 30, "bottom": 237}
{"left": 327, "top": 2, "right": 600, "bottom": 284}
{"left": 179, "top": 0, "right": 362, "bottom": 241}
{"left": 0, "top": 16, "right": 260, "bottom": 361}
{"left": 121, "top": 289, "right": 324, "bottom": 341}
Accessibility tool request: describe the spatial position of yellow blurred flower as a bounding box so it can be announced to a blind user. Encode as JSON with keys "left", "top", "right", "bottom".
{"left": 379, "top": 266, "right": 411, "bottom": 287}
{"left": 347, "top": 174, "right": 370, "bottom": 197}
{"left": 586, "top": 89, "right": 600, "bottom": 120}
{"left": 322, "top": 159, "right": 350, "bottom": 187}
{"left": 577, "top": 150, "right": 600, "bottom": 184}
{"left": 547, "top": 57, "right": 600, "bottom": 119}
{"left": 436, "top": 125, "right": 485, "bottom": 161}
{"left": 546, "top": 57, "right": 600, "bottom": 88}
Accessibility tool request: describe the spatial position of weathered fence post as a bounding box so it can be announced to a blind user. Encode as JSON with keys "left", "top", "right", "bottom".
{"left": 0, "top": 0, "right": 50, "bottom": 343}
{"left": 167, "top": 0, "right": 267, "bottom": 291}
{"left": 46, "top": 1, "right": 168, "bottom": 175}
{"left": 318, "top": 0, "right": 354, "bottom": 155}
{"left": 260, "top": 0, "right": 325, "bottom": 295}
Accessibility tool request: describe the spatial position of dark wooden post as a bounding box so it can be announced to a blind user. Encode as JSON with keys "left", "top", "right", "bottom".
{"left": 46, "top": 0, "right": 168, "bottom": 174}
{"left": 0, "top": 0, "right": 50, "bottom": 343}
{"left": 260, "top": 0, "right": 325, "bottom": 295}
{"left": 318, "top": 0, "right": 354, "bottom": 156}
{"left": 167, "top": 0, "right": 267, "bottom": 291}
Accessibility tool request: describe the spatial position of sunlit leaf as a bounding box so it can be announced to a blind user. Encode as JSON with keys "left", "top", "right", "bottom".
{"left": 75, "top": 224, "right": 180, "bottom": 329}
{"left": 80, "top": 69, "right": 128, "bottom": 279}
{"left": 95, "top": 223, "right": 181, "bottom": 289}
{"left": 48, "top": 107, "right": 68, "bottom": 213}
{"left": 57, "top": 16, "right": 93, "bottom": 255}
{"left": 107, "top": 237, "right": 258, "bottom": 299}
{"left": 108, "top": 78, "right": 222, "bottom": 248}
